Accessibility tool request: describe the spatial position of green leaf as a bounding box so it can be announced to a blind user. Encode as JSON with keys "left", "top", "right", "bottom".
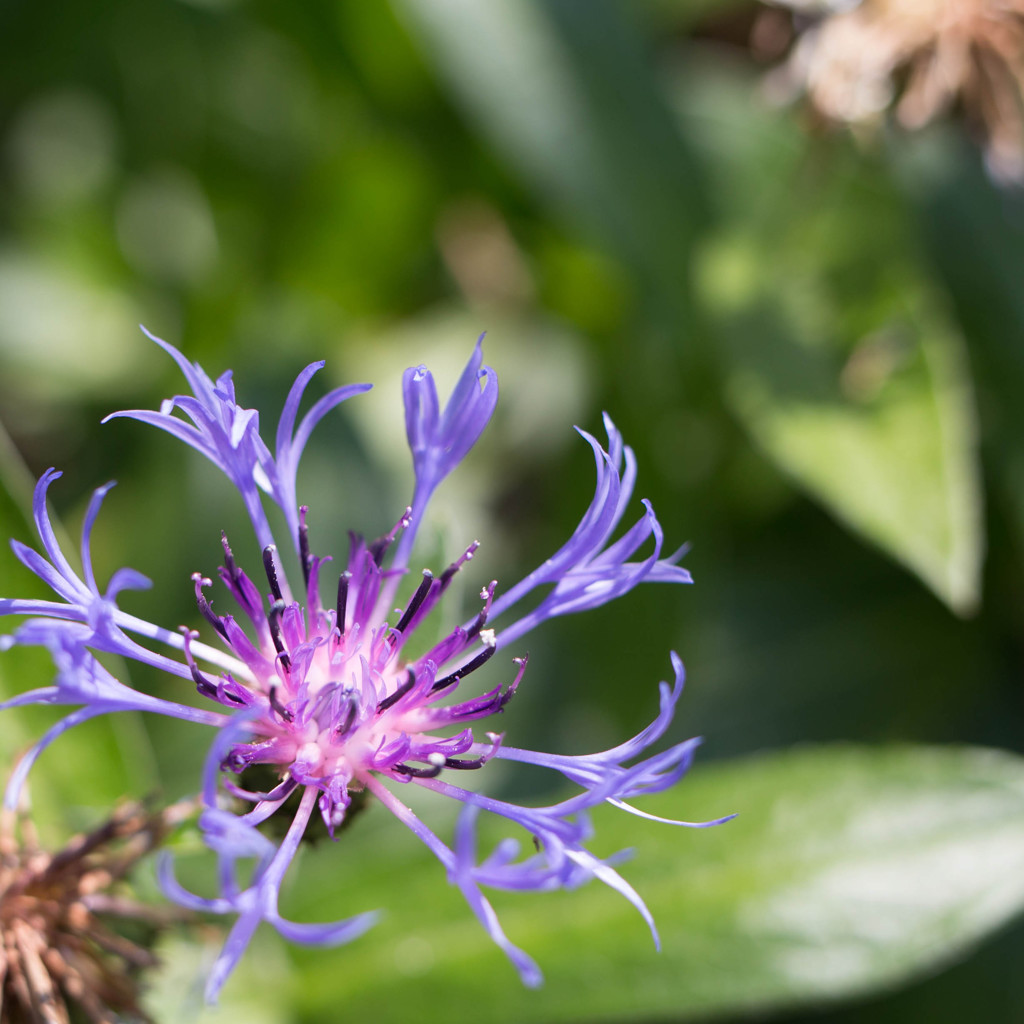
{"left": 282, "top": 745, "right": 1024, "bottom": 1023}
{"left": 680, "top": 64, "right": 983, "bottom": 613}
{"left": 393, "top": 0, "right": 707, "bottom": 318}
{"left": 896, "top": 132, "right": 1024, "bottom": 569}
{"left": 704, "top": 230, "right": 981, "bottom": 613}
{"left": 144, "top": 931, "right": 299, "bottom": 1024}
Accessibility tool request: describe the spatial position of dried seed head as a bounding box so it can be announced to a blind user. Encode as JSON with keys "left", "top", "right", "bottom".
{"left": 762, "top": 0, "right": 1024, "bottom": 182}
{"left": 0, "top": 797, "right": 194, "bottom": 1024}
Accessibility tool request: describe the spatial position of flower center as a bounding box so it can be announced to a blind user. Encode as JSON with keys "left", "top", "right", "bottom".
{"left": 182, "top": 509, "right": 521, "bottom": 835}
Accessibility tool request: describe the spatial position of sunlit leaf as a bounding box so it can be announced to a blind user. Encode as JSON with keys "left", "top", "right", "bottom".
{"left": 144, "top": 931, "right": 297, "bottom": 1024}
{"left": 0, "top": 437, "right": 158, "bottom": 831}
{"left": 679, "top": 62, "right": 983, "bottom": 613}
{"left": 281, "top": 745, "right": 1024, "bottom": 1023}
{"left": 898, "top": 132, "right": 1024, "bottom": 572}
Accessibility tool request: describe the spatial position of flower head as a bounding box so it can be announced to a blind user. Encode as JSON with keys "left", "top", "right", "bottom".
{"left": 1, "top": 331, "right": 729, "bottom": 1001}
{"left": 761, "top": 0, "right": 1024, "bottom": 182}
{"left": 0, "top": 795, "right": 192, "bottom": 1024}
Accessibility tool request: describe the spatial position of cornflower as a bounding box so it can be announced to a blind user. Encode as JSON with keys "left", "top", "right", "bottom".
{"left": 0, "top": 330, "right": 729, "bottom": 1001}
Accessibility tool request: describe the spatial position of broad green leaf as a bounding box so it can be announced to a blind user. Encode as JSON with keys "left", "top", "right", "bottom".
{"left": 896, "top": 133, "right": 1024, "bottom": 571}
{"left": 678, "top": 63, "right": 983, "bottom": 614}
{"left": 279, "top": 745, "right": 1024, "bottom": 1023}
{"left": 700, "top": 229, "right": 981, "bottom": 614}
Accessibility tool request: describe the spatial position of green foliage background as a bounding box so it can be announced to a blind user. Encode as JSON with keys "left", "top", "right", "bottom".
{"left": 2, "top": 1, "right": 1024, "bottom": 1021}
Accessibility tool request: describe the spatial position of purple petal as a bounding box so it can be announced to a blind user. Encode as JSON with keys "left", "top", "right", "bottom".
{"left": 393, "top": 338, "right": 497, "bottom": 572}
{"left": 491, "top": 418, "right": 692, "bottom": 647}
{"left": 79, "top": 481, "right": 116, "bottom": 594}
{"left": 566, "top": 847, "right": 660, "bottom": 950}
{"left": 105, "top": 567, "right": 153, "bottom": 599}
{"left": 606, "top": 800, "right": 738, "bottom": 828}
{"left": 102, "top": 407, "right": 218, "bottom": 462}
{"left": 0, "top": 686, "right": 59, "bottom": 709}
{"left": 30, "top": 470, "right": 82, "bottom": 592}
{"left": 157, "top": 854, "right": 233, "bottom": 914}
{"left": 273, "top": 361, "right": 371, "bottom": 547}
{"left": 201, "top": 711, "right": 259, "bottom": 807}
{"left": 9, "top": 541, "right": 81, "bottom": 604}
{"left": 402, "top": 365, "right": 440, "bottom": 460}
{"left": 271, "top": 910, "right": 379, "bottom": 946}
{"left": 205, "top": 905, "right": 264, "bottom": 1004}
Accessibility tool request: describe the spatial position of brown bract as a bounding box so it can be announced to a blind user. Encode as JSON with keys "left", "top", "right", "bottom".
{"left": 0, "top": 800, "right": 191, "bottom": 1024}
{"left": 763, "top": 0, "right": 1024, "bottom": 180}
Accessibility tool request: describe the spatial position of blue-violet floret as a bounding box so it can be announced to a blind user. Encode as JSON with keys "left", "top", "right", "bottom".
{"left": 0, "top": 331, "right": 731, "bottom": 1001}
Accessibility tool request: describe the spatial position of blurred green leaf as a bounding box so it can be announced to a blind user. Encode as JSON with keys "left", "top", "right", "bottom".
{"left": 145, "top": 931, "right": 298, "bottom": 1024}
{"left": 393, "top": 0, "right": 707, "bottom": 319}
{"left": 282, "top": 745, "right": 1024, "bottom": 1023}
{"left": 703, "top": 233, "right": 981, "bottom": 613}
{"left": 896, "top": 133, "right": 1024, "bottom": 568}
{"left": 678, "top": 61, "right": 983, "bottom": 614}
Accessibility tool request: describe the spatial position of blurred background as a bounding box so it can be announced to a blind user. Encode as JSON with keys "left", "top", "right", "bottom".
{"left": 2, "top": 0, "right": 1024, "bottom": 1021}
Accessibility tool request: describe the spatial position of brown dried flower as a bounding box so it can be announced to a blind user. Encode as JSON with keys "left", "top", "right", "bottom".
{"left": 762, "top": 0, "right": 1024, "bottom": 181}
{"left": 0, "top": 799, "right": 192, "bottom": 1024}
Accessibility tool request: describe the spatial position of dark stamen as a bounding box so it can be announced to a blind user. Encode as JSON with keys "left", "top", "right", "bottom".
{"left": 465, "top": 607, "right": 489, "bottom": 641}
{"left": 221, "top": 749, "right": 250, "bottom": 774}
{"left": 298, "top": 508, "right": 312, "bottom": 589}
{"left": 367, "top": 537, "right": 389, "bottom": 567}
{"left": 217, "top": 681, "right": 248, "bottom": 706}
{"left": 268, "top": 685, "right": 293, "bottom": 722}
{"left": 336, "top": 571, "right": 351, "bottom": 633}
{"left": 190, "top": 670, "right": 218, "bottom": 700}
{"left": 263, "top": 545, "right": 284, "bottom": 602}
{"left": 367, "top": 508, "right": 411, "bottom": 567}
{"left": 431, "top": 644, "right": 496, "bottom": 693}
{"left": 377, "top": 669, "right": 416, "bottom": 713}
{"left": 393, "top": 761, "right": 443, "bottom": 779}
{"left": 219, "top": 532, "right": 264, "bottom": 623}
{"left": 267, "top": 600, "right": 292, "bottom": 671}
{"left": 183, "top": 645, "right": 245, "bottom": 704}
{"left": 450, "top": 683, "right": 517, "bottom": 720}
{"left": 437, "top": 541, "right": 480, "bottom": 590}
{"left": 221, "top": 532, "right": 239, "bottom": 577}
{"left": 335, "top": 694, "right": 359, "bottom": 736}
{"left": 443, "top": 755, "right": 488, "bottom": 770}
{"left": 395, "top": 570, "right": 434, "bottom": 636}
{"left": 194, "top": 584, "right": 230, "bottom": 642}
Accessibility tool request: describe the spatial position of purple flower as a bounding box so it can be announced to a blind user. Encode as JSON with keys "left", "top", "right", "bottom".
{"left": 0, "top": 331, "right": 730, "bottom": 1002}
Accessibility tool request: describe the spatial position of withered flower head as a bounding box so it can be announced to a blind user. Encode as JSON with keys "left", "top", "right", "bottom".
{"left": 0, "top": 799, "right": 190, "bottom": 1024}
{"left": 762, "top": 0, "right": 1024, "bottom": 181}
